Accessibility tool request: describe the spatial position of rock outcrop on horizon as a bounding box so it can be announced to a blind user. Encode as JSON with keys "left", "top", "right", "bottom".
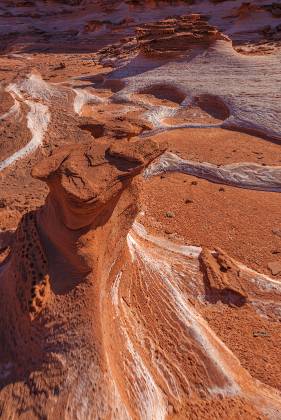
{"left": 136, "top": 14, "right": 229, "bottom": 55}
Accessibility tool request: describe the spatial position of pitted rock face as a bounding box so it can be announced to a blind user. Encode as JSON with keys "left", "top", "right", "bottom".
{"left": 12, "top": 211, "right": 50, "bottom": 320}
{"left": 32, "top": 138, "right": 166, "bottom": 229}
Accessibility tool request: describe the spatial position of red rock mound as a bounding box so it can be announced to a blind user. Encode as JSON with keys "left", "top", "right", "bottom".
{"left": 200, "top": 247, "right": 248, "bottom": 305}
{"left": 136, "top": 14, "right": 229, "bottom": 55}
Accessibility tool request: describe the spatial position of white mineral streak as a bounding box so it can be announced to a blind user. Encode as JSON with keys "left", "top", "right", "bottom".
{"left": 0, "top": 75, "right": 53, "bottom": 171}
{"left": 0, "top": 100, "right": 20, "bottom": 121}
{"left": 73, "top": 88, "right": 105, "bottom": 115}
{"left": 127, "top": 230, "right": 241, "bottom": 396}
{"left": 0, "top": 101, "right": 50, "bottom": 171}
{"left": 111, "top": 271, "right": 167, "bottom": 420}
{"left": 144, "top": 152, "right": 281, "bottom": 192}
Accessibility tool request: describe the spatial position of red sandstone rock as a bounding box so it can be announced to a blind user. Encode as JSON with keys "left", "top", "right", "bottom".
{"left": 136, "top": 14, "right": 229, "bottom": 55}
{"left": 200, "top": 247, "right": 248, "bottom": 303}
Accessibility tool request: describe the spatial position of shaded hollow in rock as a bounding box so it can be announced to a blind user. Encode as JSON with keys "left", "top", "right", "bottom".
{"left": 79, "top": 123, "right": 105, "bottom": 138}
{"left": 139, "top": 83, "right": 186, "bottom": 104}
{"left": 194, "top": 94, "right": 230, "bottom": 121}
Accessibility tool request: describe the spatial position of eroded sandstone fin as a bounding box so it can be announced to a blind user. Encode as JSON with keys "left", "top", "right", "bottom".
{"left": 200, "top": 247, "right": 248, "bottom": 304}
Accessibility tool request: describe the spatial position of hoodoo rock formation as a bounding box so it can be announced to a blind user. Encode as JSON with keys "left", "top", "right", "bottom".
{"left": 0, "top": 0, "right": 281, "bottom": 419}
{"left": 0, "top": 138, "right": 166, "bottom": 418}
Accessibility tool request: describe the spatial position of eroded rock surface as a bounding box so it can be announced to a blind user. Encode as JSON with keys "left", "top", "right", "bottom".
{"left": 200, "top": 247, "right": 248, "bottom": 304}
{"left": 136, "top": 14, "right": 229, "bottom": 55}
{"left": 0, "top": 1, "right": 281, "bottom": 419}
{"left": 0, "top": 138, "right": 166, "bottom": 418}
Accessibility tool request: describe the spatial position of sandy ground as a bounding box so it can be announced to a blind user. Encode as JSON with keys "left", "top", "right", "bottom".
{"left": 141, "top": 172, "right": 281, "bottom": 276}
{"left": 151, "top": 127, "right": 281, "bottom": 166}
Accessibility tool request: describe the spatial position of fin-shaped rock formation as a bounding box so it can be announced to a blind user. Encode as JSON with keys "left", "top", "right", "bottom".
{"left": 0, "top": 138, "right": 166, "bottom": 418}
